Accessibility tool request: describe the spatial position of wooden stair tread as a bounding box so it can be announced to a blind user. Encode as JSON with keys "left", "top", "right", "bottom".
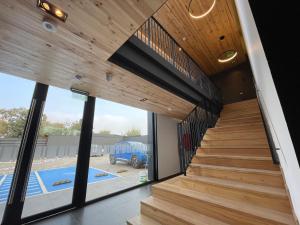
{"left": 142, "top": 196, "right": 231, "bottom": 225}
{"left": 195, "top": 154, "right": 273, "bottom": 161}
{"left": 154, "top": 183, "right": 295, "bottom": 225}
{"left": 189, "top": 163, "right": 281, "bottom": 175}
{"left": 179, "top": 175, "right": 287, "bottom": 197}
{"left": 127, "top": 215, "right": 162, "bottom": 225}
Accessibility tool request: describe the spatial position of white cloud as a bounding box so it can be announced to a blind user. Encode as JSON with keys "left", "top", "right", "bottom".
{"left": 93, "top": 114, "right": 147, "bottom": 135}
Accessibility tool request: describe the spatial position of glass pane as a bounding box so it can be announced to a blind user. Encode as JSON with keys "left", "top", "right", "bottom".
{"left": 0, "top": 72, "right": 35, "bottom": 222}
{"left": 22, "top": 86, "right": 85, "bottom": 218}
{"left": 86, "top": 98, "right": 153, "bottom": 201}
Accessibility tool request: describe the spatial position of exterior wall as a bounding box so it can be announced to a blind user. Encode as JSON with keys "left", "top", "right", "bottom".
{"left": 234, "top": 0, "right": 300, "bottom": 220}
{"left": 156, "top": 114, "right": 181, "bottom": 179}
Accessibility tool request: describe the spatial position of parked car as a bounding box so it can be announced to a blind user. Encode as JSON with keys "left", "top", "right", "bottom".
{"left": 109, "top": 141, "right": 148, "bottom": 168}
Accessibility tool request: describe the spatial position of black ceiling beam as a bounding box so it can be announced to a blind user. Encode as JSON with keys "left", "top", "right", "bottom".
{"left": 109, "top": 36, "right": 221, "bottom": 114}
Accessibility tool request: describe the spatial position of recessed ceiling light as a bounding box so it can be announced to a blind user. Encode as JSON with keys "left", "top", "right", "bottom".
{"left": 182, "top": 37, "right": 187, "bottom": 41}
{"left": 178, "top": 47, "right": 182, "bottom": 51}
{"left": 188, "top": 0, "right": 216, "bottom": 19}
{"left": 218, "top": 50, "right": 238, "bottom": 63}
{"left": 37, "top": 0, "right": 68, "bottom": 22}
{"left": 167, "top": 107, "right": 172, "bottom": 111}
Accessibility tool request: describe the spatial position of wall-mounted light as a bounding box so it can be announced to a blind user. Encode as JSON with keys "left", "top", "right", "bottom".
{"left": 70, "top": 87, "right": 89, "bottom": 96}
{"left": 37, "top": 0, "right": 68, "bottom": 22}
{"left": 218, "top": 50, "right": 238, "bottom": 63}
{"left": 188, "top": 0, "right": 216, "bottom": 19}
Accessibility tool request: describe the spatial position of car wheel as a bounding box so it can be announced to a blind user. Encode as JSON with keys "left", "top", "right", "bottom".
{"left": 131, "top": 156, "right": 140, "bottom": 169}
{"left": 109, "top": 155, "right": 116, "bottom": 165}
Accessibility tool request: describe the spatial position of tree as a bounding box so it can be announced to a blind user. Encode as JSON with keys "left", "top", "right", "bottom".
{"left": 0, "top": 108, "right": 29, "bottom": 137}
{"left": 125, "top": 128, "right": 141, "bottom": 137}
{"left": 98, "top": 130, "right": 111, "bottom": 135}
{"left": 0, "top": 120, "right": 8, "bottom": 137}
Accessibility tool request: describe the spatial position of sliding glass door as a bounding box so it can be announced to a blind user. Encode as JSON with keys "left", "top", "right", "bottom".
{"left": 0, "top": 73, "right": 35, "bottom": 222}
{"left": 86, "top": 98, "right": 154, "bottom": 201}
{"left": 21, "top": 86, "right": 85, "bottom": 218}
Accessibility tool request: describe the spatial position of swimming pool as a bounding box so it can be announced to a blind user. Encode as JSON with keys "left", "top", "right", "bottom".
{"left": 0, "top": 167, "right": 118, "bottom": 203}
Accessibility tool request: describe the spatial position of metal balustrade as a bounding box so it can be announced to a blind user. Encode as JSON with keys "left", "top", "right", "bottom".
{"left": 178, "top": 103, "right": 219, "bottom": 174}
{"left": 134, "top": 17, "right": 221, "bottom": 103}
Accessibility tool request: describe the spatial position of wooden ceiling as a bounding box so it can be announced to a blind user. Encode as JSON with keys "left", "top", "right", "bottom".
{"left": 154, "top": 0, "right": 247, "bottom": 75}
{"left": 0, "top": 0, "right": 195, "bottom": 119}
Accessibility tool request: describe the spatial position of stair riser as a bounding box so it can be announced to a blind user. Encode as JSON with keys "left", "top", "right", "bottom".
{"left": 152, "top": 187, "right": 287, "bottom": 225}
{"left": 187, "top": 166, "right": 284, "bottom": 188}
{"left": 141, "top": 202, "right": 193, "bottom": 225}
{"left": 175, "top": 178, "right": 291, "bottom": 213}
{"left": 217, "top": 118, "right": 262, "bottom": 127}
{"left": 204, "top": 131, "right": 267, "bottom": 140}
{"left": 192, "top": 157, "right": 279, "bottom": 171}
{"left": 198, "top": 148, "right": 271, "bottom": 157}
{"left": 221, "top": 112, "right": 260, "bottom": 120}
{"left": 216, "top": 122, "right": 263, "bottom": 128}
{"left": 201, "top": 139, "right": 269, "bottom": 148}
{"left": 208, "top": 124, "right": 265, "bottom": 133}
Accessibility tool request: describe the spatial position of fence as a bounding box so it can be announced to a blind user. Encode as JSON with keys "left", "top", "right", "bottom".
{"left": 0, "top": 135, "right": 149, "bottom": 162}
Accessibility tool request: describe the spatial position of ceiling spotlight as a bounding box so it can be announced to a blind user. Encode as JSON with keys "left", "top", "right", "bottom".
{"left": 167, "top": 107, "right": 172, "bottom": 111}
{"left": 218, "top": 50, "right": 238, "bottom": 63}
{"left": 140, "top": 98, "right": 148, "bottom": 102}
{"left": 106, "top": 72, "right": 113, "bottom": 82}
{"left": 37, "top": 0, "right": 68, "bottom": 22}
{"left": 188, "top": 0, "right": 216, "bottom": 19}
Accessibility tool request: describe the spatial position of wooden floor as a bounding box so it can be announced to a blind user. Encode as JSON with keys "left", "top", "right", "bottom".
{"left": 127, "top": 99, "right": 297, "bottom": 225}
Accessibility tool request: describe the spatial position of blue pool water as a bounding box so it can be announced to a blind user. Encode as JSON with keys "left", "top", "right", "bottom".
{"left": 38, "top": 166, "right": 117, "bottom": 192}
{"left": 0, "top": 173, "right": 42, "bottom": 202}
{"left": 0, "top": 167, "right": 117, "bottom": 203}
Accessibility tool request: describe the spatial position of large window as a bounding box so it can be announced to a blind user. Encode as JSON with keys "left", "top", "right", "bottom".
{"left": 22, "top": 86, "right": 85, "bottom": 218}
{"left": 0, "top": 73, "right": 35, "bottom": 222}
{"left": 0, "top": 73, "right": 155, "bottom": 222}
{"left": 86, "top": 98, "right": 153, "bottom": 201}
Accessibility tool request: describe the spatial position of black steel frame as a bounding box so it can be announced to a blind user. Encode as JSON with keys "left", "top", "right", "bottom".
{"left": 1, "top": 83, "right": 158, "bottom": 225}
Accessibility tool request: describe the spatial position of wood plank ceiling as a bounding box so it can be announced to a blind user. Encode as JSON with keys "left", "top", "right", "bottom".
{"left": 154, "top": 0, "right": 247, "bottom": 75}
{"left": 0, "top": 0, "right": 195, "bottom": 119}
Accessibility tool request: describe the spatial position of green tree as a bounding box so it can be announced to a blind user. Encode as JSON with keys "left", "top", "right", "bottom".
{"left": 0, "top": 108, "right": 29, "bottom": 137}
{"left": 98, "top": 130, "right": 111, "bottom": 135}
{"left": 0, "top": 120, "right": 8, "bottom": 137}
{"left": 125, "top": 128, "right": 141, "bottom": 137}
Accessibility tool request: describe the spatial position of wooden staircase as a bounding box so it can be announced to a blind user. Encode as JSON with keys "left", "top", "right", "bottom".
{"left": 127, "top": 99, "right": 297, "bottom": 225}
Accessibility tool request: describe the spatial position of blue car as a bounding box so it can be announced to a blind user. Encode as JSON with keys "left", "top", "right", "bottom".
{"left": 109, "top": 141, "right": 148, "bottom": 168}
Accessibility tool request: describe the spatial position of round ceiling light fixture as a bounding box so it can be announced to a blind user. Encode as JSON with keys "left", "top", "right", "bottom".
{"left": 218, "top": 50, "right": 238, "bottom": 63}
{"left": 188, "top": 0, "right": 216, "bottom": 19}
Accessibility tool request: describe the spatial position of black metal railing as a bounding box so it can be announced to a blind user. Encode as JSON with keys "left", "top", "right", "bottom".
{"left": 178, "top": 102, "right": 219, "bottom": 174}
{"left": 134, "top": 17, "right": 221, "bottom": 103}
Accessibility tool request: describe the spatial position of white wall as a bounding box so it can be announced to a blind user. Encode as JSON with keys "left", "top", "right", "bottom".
{"left": 156, "top": 114, "right": 181, "bottom": 179}
{"left": 234, "top": 0, "right": 300, "bottom": 221}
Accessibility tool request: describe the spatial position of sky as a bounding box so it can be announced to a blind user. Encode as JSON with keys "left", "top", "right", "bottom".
{"left": 0, "top": 72, "right": 148, "bottom": 135}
